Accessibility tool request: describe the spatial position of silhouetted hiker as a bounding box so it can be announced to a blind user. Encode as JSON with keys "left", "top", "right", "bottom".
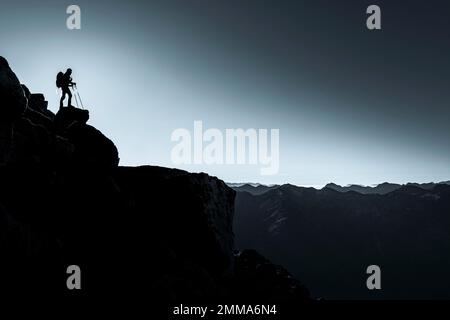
{"left": 56, "top": 68, "right": 76, "bottom": 109}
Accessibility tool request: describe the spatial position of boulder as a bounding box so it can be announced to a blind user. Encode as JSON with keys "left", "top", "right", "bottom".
{"left": 27, "top": 93, "right": 54, "bottom": 119}
{"left": 54, "top": 106, "right": 89, "bottom": 133}
{"left": 65, "top": 121, "right": 119, "bottom": 168}
{"left": 28, "top": 93, "right": 47, "bottom": 112}
{"left": 22, "top": 86, "right": 55, "bottom": 121}
{"left": 0, "top": 57, "right": 27, "bottom": 122}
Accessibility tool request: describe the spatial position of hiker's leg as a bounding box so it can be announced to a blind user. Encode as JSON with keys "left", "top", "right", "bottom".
{"left": 68, "top": 90, "right": 73, "bottom": 107}
{"left": 60, "top": 92, "right": 66, "bottom": 109}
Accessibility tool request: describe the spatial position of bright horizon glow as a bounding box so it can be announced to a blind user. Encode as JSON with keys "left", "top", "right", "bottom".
{"left": 2, "top": 0, "right": 450, "bottom": 187}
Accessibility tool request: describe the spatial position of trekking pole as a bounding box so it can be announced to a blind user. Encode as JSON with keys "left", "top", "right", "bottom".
{"left": 75, "top": 85, "right": 84, "bottom": 109}
{"left": 77, "top": 91, "right": 84, "bottom": 109}
{"left": 72, "top": 87, "right": 79, "bottom": 108}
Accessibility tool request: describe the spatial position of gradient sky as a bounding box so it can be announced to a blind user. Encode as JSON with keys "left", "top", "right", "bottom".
{"left": 1, "top": 0, "right": 450, "bottom": 187}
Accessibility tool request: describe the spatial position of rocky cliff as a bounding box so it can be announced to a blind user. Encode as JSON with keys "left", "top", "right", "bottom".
{"left": 0, "top": 56, "right": 309, "bottom": 302}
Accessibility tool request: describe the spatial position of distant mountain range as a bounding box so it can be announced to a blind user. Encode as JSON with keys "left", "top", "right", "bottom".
{"left": 229, "top": 183, "right": 279, "bottom": 195}
{"left": 233, "top": 182, "right": 450, "bottom": 299}
{"left": 324, "top": 181, "right": 450, "bottom": 195}
{"left": 324, "top": 182, "right": 402, "bottom": 195}
{"left": 230, "top": 181, "right": 450, "bottom": 196}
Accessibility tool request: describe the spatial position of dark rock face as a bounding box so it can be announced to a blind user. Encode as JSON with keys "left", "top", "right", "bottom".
{"left": 9, "top": 117, "right": 74, "bottom": 167}
{"left": 28, "top": 93, "right": 55, "bottom": 119}
{"left": 22, "top": 85, "right": 55, "bottom": 120}
{"left": 0, "top": 56, "right": 310, "bottom": 302}
{"left": 0, "top": 57, "right": 27, "bottom": 122}
{"left": 66, "top": 122, "right": 119, "bottom": 168}
{"left": 28, "top": 93, "right": 47, "bottom": 111}
{"left": 54, "top": 106, "right": 89, "bottom": 134}
{"left": 110, "top": 166, "right": 237, "bottom": 301}
{"left": 114, "top": 166, "right": 235, "bottom": 277}
{"left": 231, "top": 250, "right": 310, "bottom": 302}
{"left": 24, "top": 108, "right": 54, "bottom": 131}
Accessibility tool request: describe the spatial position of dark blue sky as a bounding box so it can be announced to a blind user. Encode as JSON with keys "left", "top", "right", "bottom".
{"left": 1, "top": 0, "right": 449, "bottom": 186}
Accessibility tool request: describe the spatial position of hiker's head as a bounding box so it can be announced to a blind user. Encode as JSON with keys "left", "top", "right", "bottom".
{"left": 66, "top": 68, "right": 72, "bottom": 75}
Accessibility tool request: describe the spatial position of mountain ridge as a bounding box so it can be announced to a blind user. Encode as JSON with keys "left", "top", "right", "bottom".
{"left": 231, "top": 181, "right": 450, "bottom": 196}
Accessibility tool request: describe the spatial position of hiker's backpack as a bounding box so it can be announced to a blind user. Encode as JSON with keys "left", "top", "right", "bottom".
{"left": 56, "top": 72, "right": 64, "bottom": 88}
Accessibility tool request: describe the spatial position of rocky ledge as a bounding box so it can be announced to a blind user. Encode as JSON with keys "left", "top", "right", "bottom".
{"left": 0, "top": 56, "right": 309, "bottom": 302}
